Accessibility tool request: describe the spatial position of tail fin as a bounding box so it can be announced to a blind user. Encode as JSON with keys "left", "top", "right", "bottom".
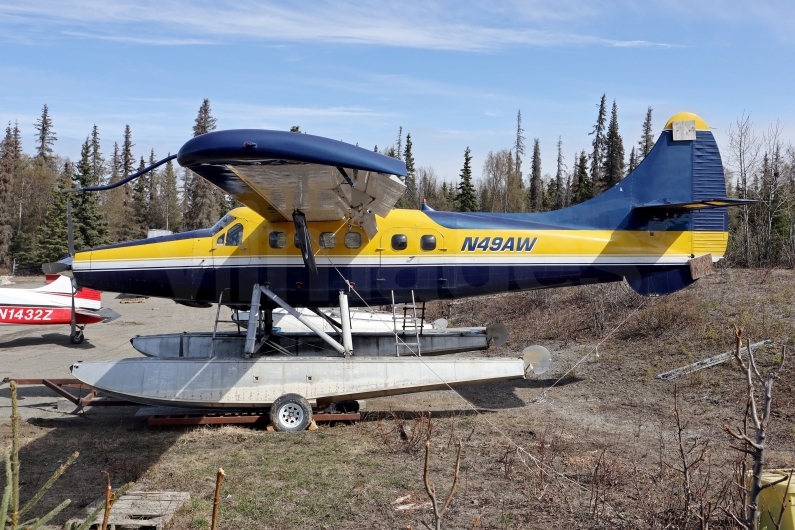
{"left": 423, "top": 113, "right": 739, "bottom": 295}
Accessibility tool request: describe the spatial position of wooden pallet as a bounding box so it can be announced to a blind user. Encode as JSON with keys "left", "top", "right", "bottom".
{"left": 66, "top": 491, "right": 190, "bottom": 530}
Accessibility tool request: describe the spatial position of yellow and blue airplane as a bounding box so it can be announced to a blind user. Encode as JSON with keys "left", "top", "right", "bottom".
{"left": 67, "top": 112, "right": 751, "bottom": 308}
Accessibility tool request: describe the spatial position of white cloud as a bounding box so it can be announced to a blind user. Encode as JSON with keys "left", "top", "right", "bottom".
{"left": 0, "top": 1, "right": 676, "bottom": 50}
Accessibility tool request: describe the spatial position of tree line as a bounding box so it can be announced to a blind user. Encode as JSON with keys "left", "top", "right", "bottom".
{"left": 1, "top": 96, "right": 793, "bottom": 272}
{"left": 384, "top": 96, "right": 653, "bottom": 214}
{"left": 0, "top": 99, "right": 235, "bottom": 270}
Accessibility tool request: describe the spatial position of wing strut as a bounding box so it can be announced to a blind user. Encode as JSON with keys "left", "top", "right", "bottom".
{"left": 292, "top": 211, "right": 318, "bottom": 279}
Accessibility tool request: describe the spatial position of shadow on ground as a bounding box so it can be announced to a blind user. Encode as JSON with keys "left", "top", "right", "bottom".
{"left": 0, "top": 332, "right": 96, "bottom": 349}
{"left": 454, "top": 377, "right": 582, "bottom": 409}
{"left": 2, "top": 406, "right": 182, "bottom": 527}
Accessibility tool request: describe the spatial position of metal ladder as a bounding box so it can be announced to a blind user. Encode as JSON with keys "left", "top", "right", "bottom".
{"left": 210, "top": 289, "right": 240, "bottom": 358}
{"left": 391, "top": 290, "right": 422, "bottom": 357}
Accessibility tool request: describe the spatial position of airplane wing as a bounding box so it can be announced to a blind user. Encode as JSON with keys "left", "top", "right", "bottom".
{"left": 177, "top": 130, "right": 407, "bottom": 237}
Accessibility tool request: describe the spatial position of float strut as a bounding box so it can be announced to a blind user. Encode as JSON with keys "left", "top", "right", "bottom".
{"left": 243, "top": 285, "right": 262, "bottom": 357}
{"left": 257, "top": 284, "right": 347, "bottom": 355}
{"left": 339, "top": 290, "right": 353, "bottom": 356}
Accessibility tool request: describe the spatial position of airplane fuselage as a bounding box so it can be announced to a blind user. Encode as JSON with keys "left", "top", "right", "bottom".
{"left": 72, "top": 115, "right": 732, "bottom": 307}
{"left": 72, "top": 206, "right": 727, "bottom": 307}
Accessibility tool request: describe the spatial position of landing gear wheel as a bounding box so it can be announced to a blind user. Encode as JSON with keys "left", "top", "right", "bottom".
{"left": 270, "top": 393, "right": 312, "bottom": 432}
{"left": 70, "top": 329, "right": 84, "bottom": 345}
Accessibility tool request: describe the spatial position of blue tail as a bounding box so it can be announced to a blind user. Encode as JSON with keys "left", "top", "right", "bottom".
{"left": 425, "top": 113, "right": 747, "bottom": 296}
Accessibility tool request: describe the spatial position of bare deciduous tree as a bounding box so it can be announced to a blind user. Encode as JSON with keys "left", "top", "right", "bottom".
{"left": 723, "top": 326, "right": 787, "bottom": 529}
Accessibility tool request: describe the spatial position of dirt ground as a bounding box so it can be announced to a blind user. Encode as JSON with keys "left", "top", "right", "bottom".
{"left": 1, "top": 269, "right": 794, "bottom": 529}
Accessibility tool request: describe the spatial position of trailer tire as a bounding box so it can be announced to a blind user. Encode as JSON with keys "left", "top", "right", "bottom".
{"left": 270, "top": 393, "right": 312, "bottom": 432}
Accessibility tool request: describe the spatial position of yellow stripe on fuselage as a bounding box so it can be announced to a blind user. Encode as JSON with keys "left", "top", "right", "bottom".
{"left": 74, "top": 206, "right": 728, "bottom": 269}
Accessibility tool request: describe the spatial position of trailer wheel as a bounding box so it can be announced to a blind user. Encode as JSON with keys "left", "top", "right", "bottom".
{"left": 70, "top": 330, "right": 84, "bottom": 345}
{"left": 270, "top": 393, "right": 312, "bottom": 432}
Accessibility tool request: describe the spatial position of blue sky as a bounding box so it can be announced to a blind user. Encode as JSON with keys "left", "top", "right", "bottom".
{"left": 0, "top": 1, "right": 793, "bottom": 184}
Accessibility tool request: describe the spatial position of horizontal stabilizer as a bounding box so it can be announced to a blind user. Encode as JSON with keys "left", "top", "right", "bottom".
{"left": 633, "top": 197, "right": 759, "bottom": 211}
{"left": 96, "top": 307, "right": 122, "bottom": 323}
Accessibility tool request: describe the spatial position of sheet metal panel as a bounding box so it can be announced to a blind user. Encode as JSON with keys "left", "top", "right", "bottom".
{"left": 70, "top": 357, "right": 525, "bottom": 408}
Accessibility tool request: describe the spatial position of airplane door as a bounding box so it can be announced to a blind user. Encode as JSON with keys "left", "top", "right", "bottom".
{"left": 378, "top": 227, "right": 419, "bottom": 297}
{"left": 415, "top": 228, "right": 450, "bottom": 297}
{"left": 211, "top": 221, "right": 252, "bottom": 297}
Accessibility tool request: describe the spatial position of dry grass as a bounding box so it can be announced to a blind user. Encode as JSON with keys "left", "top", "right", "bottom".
{"left": 2, "top": 269, "right": 795, "bottom": 528}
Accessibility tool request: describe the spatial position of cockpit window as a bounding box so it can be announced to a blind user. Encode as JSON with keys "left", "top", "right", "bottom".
{"left": 226, "top": 224, "right": 244, "bottom": 246}
{"left": 216, "top": 233, "right": 225, "bottom": 246}
{"left": 210, "top": 214, "right": 236, "bottom": 235}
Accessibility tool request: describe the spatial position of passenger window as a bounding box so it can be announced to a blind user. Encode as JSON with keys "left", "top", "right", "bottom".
{"left": 420, "top": 235, "right": 436, "bottom": 251}
{"left": 216, "top": 233, "right": 225, "bottom": 246}
{"left": 391, "top": 234, "right": 408, "bottom": 251}
{"left": 319, "top": 232, "right": 336, "bottom": 249}
{"left": 269, "top": 231, "right": 286, "bottom": 249}
{"left": 344, "top": 232, "right": 362, "bottom": 249}
{"left": 226, "top": 224, "right": 244, "bottom": 246}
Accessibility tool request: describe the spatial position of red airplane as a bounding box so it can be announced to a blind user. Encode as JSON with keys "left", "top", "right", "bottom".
{"left": 0, "top": 274, "right": 108, "bottom": 343}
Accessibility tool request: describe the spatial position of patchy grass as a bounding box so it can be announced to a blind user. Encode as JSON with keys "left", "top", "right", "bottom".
{"left": 2, "top": 269, "right": 795, "bottom": 528}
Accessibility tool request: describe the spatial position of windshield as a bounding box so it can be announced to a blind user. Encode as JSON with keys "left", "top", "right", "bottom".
{"left": 210, "top": 214, "right": 236, "bottom": 235}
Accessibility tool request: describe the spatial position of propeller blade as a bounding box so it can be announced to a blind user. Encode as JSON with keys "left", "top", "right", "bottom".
{"left": 42, "top": 256, "right": 73, "bottom": 274}
{"left": 67, "top": 198, "right": 75, "bottom": 257}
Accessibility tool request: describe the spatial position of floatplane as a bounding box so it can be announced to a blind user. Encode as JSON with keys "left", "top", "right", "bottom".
{"left": 0, "top": 274, "right": 114, "bottom": 344}
{"left": 49, "top": 112, "right": 751, "bottom": 430}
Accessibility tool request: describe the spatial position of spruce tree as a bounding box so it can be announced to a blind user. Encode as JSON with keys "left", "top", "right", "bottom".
{"left": 456, "top": 146, "right": 477, "bottom": 212}
{"left": 192, "top": 99, "right": 218, "bottom": 136}
{"left": 147, "top": 148, "right": 161, "bottom": 229}
{"left": 555, "top": 136, "right": 565, "bottom": 209}
{"left": 543, "top": 177, "right": 557, "bottom": 212}
{"left": 602, "top": 100, "right": 625, "bottom": 189}
{"left": 395, "top": 127, "right": 403, "bottom": 161}
{"left": 132, "top": 156, "right": 149, "bottom": 238}
{"left": 121, "top": 125, "right": 135, "bottom": 177}
{"left": 639, "top": 106, "right": 654, "bottom": 160}
{"left": 570, "top": 152, "right": 579, "bottom": 203}
{"left": 505, "top": 151, "right": 524, "bottom": 212}
{"left": 528, "top": 139, "right": 542, "bottom": 211}
{"left": 107, "top": 126, "right": 137, "bottom": 242}
{"left": 12, "top": 121, "right": 22, "bottom": 162}
{"left": 573, "top": 150, "right": 592, "bottom": 204}
{"left": 479, "top": 182, "right": 491, "bottom": 212}
{"left": 396, "top": 133, "right": 416, "bottom": 208}
{"left": 589, "top": 94, "right": 607, "bottom": 194}
{"left": 445, "top": 180, "right": 456, "bottom": 208}
{"left": 185, "top": 99, "right": 220, "bottom": 230}
{"left": 628, "top": 146, "right": 638, "bottom": 174}
{"left": 514, "top": 110, "right": 525, "bottom": 188}
{"left": 161, "top": 155, "right": 181, "bottom": 232}
{"left": 74, "top": 137, "right": 109, "bottom": 249}
{"left": 0, "top": 122, "right": 18, "bottom": 266}
{"left": 33, "top": 164, "right": 79, "bottom": 265}
{"left": 89, "top": 125, "right": 105, "bottom": 186}
{"left": 34, "top": 104, "right": 57, "bottom": 163}
{"left": 110, "top": 142, "right": 121, "bottom": 183}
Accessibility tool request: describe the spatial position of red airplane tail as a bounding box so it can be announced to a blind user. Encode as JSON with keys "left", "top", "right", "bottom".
{"left": 75, "top": 287, "right": 102, "bottom": 302}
